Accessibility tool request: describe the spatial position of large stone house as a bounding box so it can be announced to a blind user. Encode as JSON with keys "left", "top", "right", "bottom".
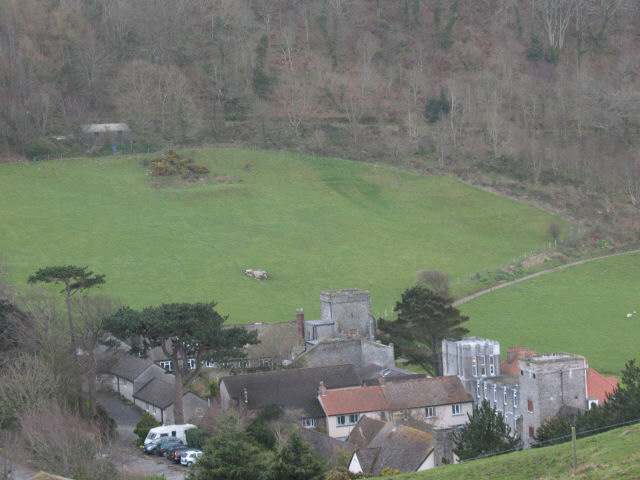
{"left": 442, "top": 337, "right": 618, "bottom": 447}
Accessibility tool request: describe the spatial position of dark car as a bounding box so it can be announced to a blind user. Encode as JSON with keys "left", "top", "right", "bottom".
{"left": 157, "top": 439, "right": 185, "bottom": 456}
{"left": 143, "top": 437, "right": 182, "bottom": 455}
{"left": 167, "top": 445, "right": 193, "bottom": 463}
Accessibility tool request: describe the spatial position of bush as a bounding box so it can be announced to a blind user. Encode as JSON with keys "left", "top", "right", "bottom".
{"left": 147, "top": 150, "right": 209, "bottom": 178}
{"left": 133, "top": 413, "right": 160, "bottom": 444}
{"left": 185, "top": 427, "right": 212, "bottom": 450}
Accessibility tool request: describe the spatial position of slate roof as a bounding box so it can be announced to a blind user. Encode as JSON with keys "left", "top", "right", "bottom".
{"left": 298, "top": 427, "right": 356, "bottom": 463}
{"left": 352, "top": 422, "right": 433, "bottom": 475}
{"left": 382, "top": 376, "right": 472, "bottom": 410}
{"left": 107, "top": 353, "right": 155, "bottom": 382}
{"left": 220, "top": 364, "right": 362, "bottom": 417}
{"left": 587, "top": 368, "right": 618, "bottom": 404}
{"left": 133, "top": 376, "right": 176, "bottom": 409}
{"left": 346, "top": 416, "right": 386, "bottom": 448}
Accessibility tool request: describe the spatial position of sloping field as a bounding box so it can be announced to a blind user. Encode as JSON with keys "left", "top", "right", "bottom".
{"left": 460, "top": 252, "right": 640, "bottom": 376}
{"left": 1, "top": 148, "right": 558, "bottom": 323}
{"left": 389, "top": 422, "right": 640, "bottom": 480}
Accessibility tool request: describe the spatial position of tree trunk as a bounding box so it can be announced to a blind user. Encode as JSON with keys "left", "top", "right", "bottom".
{"left": 172, "top": 352, "right": 184, "bottom": 424}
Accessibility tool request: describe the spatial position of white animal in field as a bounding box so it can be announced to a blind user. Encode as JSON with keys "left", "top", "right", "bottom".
{"left": 244, "top": 269, "right": 268, "bottom": 280}
{"left": 627, "top": 313, "right": 633, "bottom": 318}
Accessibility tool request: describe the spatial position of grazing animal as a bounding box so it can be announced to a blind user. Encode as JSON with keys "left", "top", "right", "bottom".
{"left": 244, "top": 269, "right": 268, "bottom": 280}
{"left": 627, "top": 313, "right": 633, "bottom": 318}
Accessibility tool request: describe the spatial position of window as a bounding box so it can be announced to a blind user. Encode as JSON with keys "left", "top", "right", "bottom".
{"left": 145, "top": 402, "right": 150, "bottom": 411}
{"left": 480, "top": 356, "right": 486, "bottom": 376}
{"left": 529, "top": 426, "right": 535, "bottom": 438}
{"left": 532, "top": 372, "right": 536, "bottom": 379}
{"left": 503, "top": 387, "right": 508, "bottom": 405}
{"left": 476, "top": 383, "right": 481, "bottom": 398}
{"left": 159, "top": 361, "right": 173, "bottom": 371}
{"left": 472, "top": 357, "right": 477, "bottom": 377}
{"left": 527, "top": 399, "right": 534, "bottom": 412}
{"left": 152, "top": 405, "right": 157, "bottom": 413}
{"left": 337, "top": 414, "right": 359, "bottom": 426}
{"left": 349, "top": 414, "right": 359, "bottom": 424}
{"left": 588, "top": 399, "right": 599, "bottom": 410}
{"left": 240, "top": 359, "right": 250, "bottom": 368}
{"left": 196, "top": 407, "right": 203, "bottom": 416}
{"left": 513, "top": 391, "right": 518, "bottom": 407}
{"left": 493, "top": 385, "right": 497, "bottom": 402}
{"left": 259, "top": 358, "right": 272, "bottom": 367}
{"left": 520, "top": 369, "right": 524, "bottom": 376}
{"left": 302, "top": 418, "right": 316, "bottom": 428}
{"left": 426, "top": 406, "right": 436, "bottom": 418}
{"left": 452, "top": 404, "right": 463, "bottom": 415}
{"left": 490, "top": 363, "right": 495, "bottom": 375}
{"left": 111, "top": 376, "right": 116, "bottom": 384}
{"left": 483, "top": 382, "right": 487, "bottom": 399}
{"left": 188, "top": 358, "right": 196, "bottom": 370}
{"left": 337, "top": 415, "right": 346, "bottom": 426}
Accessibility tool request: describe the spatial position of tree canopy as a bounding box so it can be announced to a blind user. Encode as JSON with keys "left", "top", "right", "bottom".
{"left": 378, "top": 285, "right": 469, "bottom": 376}
{"left": 104, "top": 301, "right": 258, "bottom": 423}
{"left": 453, "top": 400, "right": 522, "bottom": 460}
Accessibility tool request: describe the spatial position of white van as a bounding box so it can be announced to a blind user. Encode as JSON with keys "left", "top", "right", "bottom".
{"left": 144, "top": 424, "right": 197, "bottom": 445}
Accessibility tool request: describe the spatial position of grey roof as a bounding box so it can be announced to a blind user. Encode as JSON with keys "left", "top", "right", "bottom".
{"left": 220, "top": 364, "right": 362, "bottom": 417}
{"left": 298, "top": 427, "right": 356, "bottom": 464}
{"left": 81, "top": 123, "right": 130, "bottom": 133}
{"left": 134, "top": 376, "right": 175, "bottom": 409}
{"left": 107, "top": 353, "right": 155, "bottom": 382}
{"left": 353, "top": 422, "right": 433, "bottom": 475}
{"left": 346, "top": 416, "right": 386, "bottom": 448}
{"left": 383, "top": 375, "right": 473, "bottom": 410}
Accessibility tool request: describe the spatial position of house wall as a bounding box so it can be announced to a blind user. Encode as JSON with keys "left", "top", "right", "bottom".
{"left": 470, "top": 378, "right": 520, "bottom": 433}
{"left": 401, "top": 402, "right": 472, "bottom": 429}
{"left": 133, "top": 397, "right": 164, "bottom": 423}
{"left": 519, "top": 354, "right": 587, "bottom": 447}
{"left": 417, "top": 451, "right": 435, "bottom": 471}
{"left": 326, "top": 411, "right": 385, "bottom": 439}
{"left": 219, "top": 381, "right": 234, "bottom": 409}
{"left": 348, "top": 454, "right": 363, "bottom": 474}
{"left": 183, "top": 393, "right": 209, "bottom": 423}
{"left": 442, "top": 338, "right": 501, "bottom": 389}
{"left": 113, "top": 376, "right": 135, "bottom": 402}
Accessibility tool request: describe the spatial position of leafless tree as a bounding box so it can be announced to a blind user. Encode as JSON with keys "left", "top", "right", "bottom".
{"left": 531, "top": 0, "right": 579, "bottom": 50}
{"left": 277, "top": 74, "right": 312, "bottom": 137}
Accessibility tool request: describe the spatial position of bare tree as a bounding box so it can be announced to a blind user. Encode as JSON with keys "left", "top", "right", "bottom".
{"left": 277, "top": 74, "right": 312, "bottom": 138}
{"left": 531, "top": 0, "right": 579, "bottom": 51}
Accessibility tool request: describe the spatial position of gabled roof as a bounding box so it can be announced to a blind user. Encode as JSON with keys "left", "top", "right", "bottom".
{"left": 352, "top": 422, "right": 433, "bottom": 475}
{"left": 346, "top": 416, "right": 386, "bottom": 448}
{"left": 587, "top": 368, "right": 618, "bottom": 404}
{"left": 319, "top": 385, "right": 389, "bottom": 416}
{"left": 107, "top": 353, "right": 155, "bottom": 382}
{"left": 298, "top": 427, "right": 356, "bottom": 463}
{"left": 133, "top": 376, "right": 176, "bottom": 409}
{"left": 81, "top": 123, "right": 130, "bottom": 133}
{"left": 220, "top": 364, "right": 362, "bottom": 417}
{"left": 382, "top": 376, "right": 473, "bottom": 410}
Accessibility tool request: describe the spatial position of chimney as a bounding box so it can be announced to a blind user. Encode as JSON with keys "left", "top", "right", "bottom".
{"left": 296, "top": 308, "right": 305, "bottom": 340}
{"left": 378, "top": 376, "right": 386, "bottom": 386}
{"left": 318, "top": 381, "right": 327, "bottom": 397}
{"left": 507, "top": 346, "right": 525, "bottom": 364}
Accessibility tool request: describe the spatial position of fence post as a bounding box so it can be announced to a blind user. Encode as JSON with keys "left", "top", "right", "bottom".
{"left": 571, "top": 426, "right": 577, "bottom": 473}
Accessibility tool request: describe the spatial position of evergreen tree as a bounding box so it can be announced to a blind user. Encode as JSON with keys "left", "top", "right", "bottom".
{"left": 378, "top": 285, "right": 468, "bottom": 376}
{"left": 454, "top": 400, "right": 522, "bottom": 460}
{"left": 266, "top": 433, "right": 326, "bottom": 480}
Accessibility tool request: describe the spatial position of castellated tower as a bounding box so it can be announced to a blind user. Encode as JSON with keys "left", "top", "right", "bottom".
{"left": 320, "top": 289, "right": 375, "bottom": 340}
{"left": 519, "top": 353, "right": 587, "bottom": 446}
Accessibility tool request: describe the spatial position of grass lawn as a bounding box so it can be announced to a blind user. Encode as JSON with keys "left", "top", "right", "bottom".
{"left": 460, "top": 252, "right": 640, "bottom": 376}
{"left": 1, "top": 148, "right": 559, "bottom": 324}
{"left": 388, "top": 422, "right": 640, "bottom": 480}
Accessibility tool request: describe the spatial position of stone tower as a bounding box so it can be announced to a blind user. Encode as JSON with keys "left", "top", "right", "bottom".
{"left": 518, "top": 353, "right": 587, "bottom": 446}
{"left": 320, "top": 289, "right": 374, "bottom": 340}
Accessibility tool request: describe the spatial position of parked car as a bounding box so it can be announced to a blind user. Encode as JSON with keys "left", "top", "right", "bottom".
{"left": 180, "top": 449, "right": 203, "bottom": 466}
{"left": 167, "top": 445, "right": 192, "bottom": 463}
{"left": 143, "top": 436, "right": 182, "bottom": 455}
{"left": 157, "top": 439, "right": 185, "bottom": 456}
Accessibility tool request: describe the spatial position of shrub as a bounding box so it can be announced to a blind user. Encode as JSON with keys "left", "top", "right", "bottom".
{"left": 185, "top": 427, "right": 212, "bottom": 450}
{"left": 147, "top": 150, "right": 209, "bottom": 178}
{"left": 133, "top": 413, "right": 160, "bottom": 444}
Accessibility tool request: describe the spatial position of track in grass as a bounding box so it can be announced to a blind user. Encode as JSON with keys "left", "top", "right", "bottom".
{"left": 460, "top": 252, "right": 640, "bottom": 376}
{"left": 1, "top": 148, "right": 559, "bottom": 323}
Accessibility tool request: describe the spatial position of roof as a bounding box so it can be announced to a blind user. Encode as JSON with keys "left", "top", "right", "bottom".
{"left": 31, "top": 473, "right": 74, "bottom": 480}
{"left": 382, "top": 376, "right": 473, "bottom": 410}
{"left": 134, "top": 376, "right": 176, "bottom": 409}
{"left": 501, "top": 347, "right": 536, "bottom": 376}
{"left": 81, "top": 123, "right": 130, "bottom": 133}
{"left": 587, "top": 368, "right": 618, "bottom": 404}
{"left": 319, "top": 385, "right": 389, "bottom": 416}
{"left": 353, "top": 422, "right": 433, "bottom": 475}
{"left": 107, "top": 353, "right": 155, "bottom": 382}
{"left": 242, "top": 321, "right": 303, "bottom": 360}
{"left": 346, "top": 416, "right": 386, "bottom": 448}
{"left": 298, "top": 427, "right": 356, "bottom": 463}
{"left": 220, "top": 364, "right": 362, "bottom": 417}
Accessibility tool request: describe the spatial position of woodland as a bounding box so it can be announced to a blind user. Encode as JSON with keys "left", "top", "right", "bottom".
{"left": 2, "top": 0, "right": 640, "bottom": 240}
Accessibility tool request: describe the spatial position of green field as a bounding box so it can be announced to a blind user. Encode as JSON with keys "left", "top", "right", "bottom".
{"left": 1, "top": 148, "right": 558, "bottom": 323}
{"left": 460, "top": 252, "right": 640, "bottom": 376}
{"left": 389, "top": 422, "right": 640, "bottom": 480}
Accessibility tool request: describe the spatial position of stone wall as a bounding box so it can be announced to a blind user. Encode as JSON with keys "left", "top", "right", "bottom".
{"left": 320, "top": 289, "right": 374, "bottom": 340}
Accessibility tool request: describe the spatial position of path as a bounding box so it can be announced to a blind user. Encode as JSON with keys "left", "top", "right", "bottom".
{"left": 453, "top": 248, "right": 640, "bottom": 307}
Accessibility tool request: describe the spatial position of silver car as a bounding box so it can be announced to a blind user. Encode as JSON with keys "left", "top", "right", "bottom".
{"left": 180, "top": 449, "right": 203, "bottom": 466}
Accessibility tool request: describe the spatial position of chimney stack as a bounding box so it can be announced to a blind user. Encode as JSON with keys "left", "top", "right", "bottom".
{"left": 296, "top": 308, "right": 305, "bottom": 340}
{"left": 318, "top": 381, "right": 327, "bottom": 397}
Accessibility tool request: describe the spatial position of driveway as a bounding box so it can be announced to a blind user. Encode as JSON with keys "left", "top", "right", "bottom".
{"left": 98, "top": 391, "right": 186, "bottom": 480}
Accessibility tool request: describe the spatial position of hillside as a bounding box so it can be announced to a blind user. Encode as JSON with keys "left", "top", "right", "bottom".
{"left": 0, "top": 148, "right": 560, "bottom": 323}
{"left": 387, "top": 422, "right": 640, "bottom": 480}
{"left": 2, "top": 1, "right": 640, "bottom": 241}
{"left": 460, "top": 251, "right": 640, "bottom": 376}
